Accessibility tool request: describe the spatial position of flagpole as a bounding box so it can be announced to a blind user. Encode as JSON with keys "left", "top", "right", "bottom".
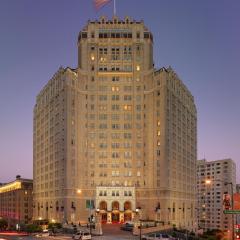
{"left": 113, "top": 0, "right": 116, "bottom": 16}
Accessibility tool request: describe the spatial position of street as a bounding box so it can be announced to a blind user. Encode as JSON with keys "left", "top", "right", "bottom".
{"left": 0, "top": 225, "right": 139, "bottom": 240}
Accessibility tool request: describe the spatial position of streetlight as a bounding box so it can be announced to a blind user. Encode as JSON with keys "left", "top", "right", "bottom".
{"left": 136, "top": 208, "right": 142, "bottom": 240}
{"left": 205, "top": 179, "right": 234, "bottom": 240}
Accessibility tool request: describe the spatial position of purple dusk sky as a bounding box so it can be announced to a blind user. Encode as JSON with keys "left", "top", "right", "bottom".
{"left": 0, "top": 0, "right": 239, "bottom": 183}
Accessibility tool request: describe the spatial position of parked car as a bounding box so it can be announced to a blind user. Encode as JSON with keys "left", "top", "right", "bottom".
{"left": 72, "top": 231, "right": 92, "bottom": 240}
{"left": 142, "top": 233, "right": 172, "bottom": 240}
{"left": 35, "top": 229, "right": 50, "bottom": 237}
{"left": 120, "top": 222, "right": 134, "bottom": 231}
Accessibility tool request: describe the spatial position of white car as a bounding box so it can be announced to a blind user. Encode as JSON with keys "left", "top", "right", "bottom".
{"left": 142, "top": 233, "right": 172, "bottom": 240}
{"left": 72, "top": 231, "right": 92, "bottom": 240}
{"left": 35, "top": 229, "right": 50, "bottom": 237}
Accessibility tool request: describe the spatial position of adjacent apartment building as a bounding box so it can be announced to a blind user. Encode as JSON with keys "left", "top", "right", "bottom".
{"left": 33, "top": 16, "right": 197, "bottom": 231}
{"left": 197, "top": 159, "right": 236, "bottom": 232}
{"left": 0, "top": 176, "right": 33, "bottom": 225}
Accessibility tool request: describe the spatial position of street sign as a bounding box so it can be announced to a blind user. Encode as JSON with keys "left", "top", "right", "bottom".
{"left": 86, "top": 199, "right": 95, "bottom": 209}
{"left": 223, "top": 210, "right": 240, "bottom": 214}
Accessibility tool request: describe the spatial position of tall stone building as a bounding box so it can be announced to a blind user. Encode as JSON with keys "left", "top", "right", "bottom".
{"left": 197, "top": 159, "right": 236, "bottom": 232}
{"left": 33, "top": 16, "right": 197, "bottom": 231}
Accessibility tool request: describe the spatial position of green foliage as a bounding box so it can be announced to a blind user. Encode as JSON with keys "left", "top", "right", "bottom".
{"left": 201, "top": 229, "right": 224, "bottom": 240}
{"left": 48, "top": 222, "right": 62, "bottom": 230}
{"left": 0, "top": 218, "right": 8, "bottom": 230}
{"left": 190, "top": 231, "right": 195, "bottom": 236}
{"left": 24, "top": 224, "right": 42, "bottom": 233}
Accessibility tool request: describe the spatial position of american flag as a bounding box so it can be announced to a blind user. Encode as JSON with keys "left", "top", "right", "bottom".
{"left": 94, "top": 0, "right": 112, "bottom": 11}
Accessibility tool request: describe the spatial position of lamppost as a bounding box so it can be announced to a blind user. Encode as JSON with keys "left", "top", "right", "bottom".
{"left": 136, "top": 208, "right": 142, "bottom": 240}
{"left": 205, "top": 179, "right": 234, "bottom": 240}
{"left": 78, "top": 189, "right": 95, "bottom": 235}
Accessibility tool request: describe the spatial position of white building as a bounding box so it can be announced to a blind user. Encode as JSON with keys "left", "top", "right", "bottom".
{"left": 197, "top": 158, "right": 236, "bottom": 232}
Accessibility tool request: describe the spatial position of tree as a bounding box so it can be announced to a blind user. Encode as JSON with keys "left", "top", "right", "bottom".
{"left": 48, "top": 222, "right": 62, "bottom": 232}
{"left": 24, "top": 224, "right": 42, "bottom": 233}
{"left": 0, "top": 219, "right": 8, "bottom": 230}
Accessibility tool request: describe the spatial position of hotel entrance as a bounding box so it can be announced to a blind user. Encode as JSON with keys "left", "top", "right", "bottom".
{"left": 101, "top": 213, "right": 107, "bottom": 223}
{"left": 111, "top": 212, "right": 120, "bottom": 223}
{"left": 111, "top": 201, "right": 120, "bottom": 223}
{"left": 96, "top": 186, "right": 136, "bottom": 224}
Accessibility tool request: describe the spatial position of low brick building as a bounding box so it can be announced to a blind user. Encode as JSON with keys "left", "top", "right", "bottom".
{"left": 0, "top": 176, "right": 33, "bottom": 226}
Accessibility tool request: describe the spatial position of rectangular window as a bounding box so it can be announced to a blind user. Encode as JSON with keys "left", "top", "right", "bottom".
{"left": 112, "top": 76, "right": 120, "bottom": 82}
{"left": 112, "top": 95, "right": 120, "bottom": 101}
{"left": 111, "top": 47, "right": 120, "bottom": 60}
{"left": 99, "top": 95, "right": 107, "bottom": 101}
{"left": 124, "top": 95, "right": 132, "bottom": 101}
{"left": 112, "top": 104, "right": 120, "bottom": 110}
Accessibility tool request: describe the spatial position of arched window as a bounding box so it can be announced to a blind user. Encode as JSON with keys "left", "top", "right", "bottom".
{"left": 99, "top": 201, "right": 107, "bottom": 211}
{"left": 112, "top": 201, "right": 119, "bottom": 210}
{"left": 124, "top": 201, "right": 132, "bottom": 211}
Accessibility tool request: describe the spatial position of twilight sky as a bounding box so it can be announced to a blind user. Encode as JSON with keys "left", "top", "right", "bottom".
{"left": 0, "top": 0, "right": 239, "bottom": 182}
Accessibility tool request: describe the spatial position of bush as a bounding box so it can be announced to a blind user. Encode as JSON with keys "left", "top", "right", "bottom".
{"left": 48, "top": 222, "right": 62, "bottom": 230}
{"left": 0, "top": 219, "right": 8, "bottom": 230}
{"left": 25, "top": 224, "right": 42, "bottom": 233}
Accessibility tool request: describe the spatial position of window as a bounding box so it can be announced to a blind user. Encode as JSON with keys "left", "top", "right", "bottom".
{"left": 111, "top": 47, "right": 120, "bottom": 60}
{"left": 99, "top": 85, "right": 108, "bottom": 91}
{"left": 99, "top": 65, "right": 107, "bottom": 71}
{"left": 99, "top": 123, "right": 107, "bottom": 129}
{"left": 124, "top": 105, "right": 132, "bottom": 110}
{"left": 136, "top": 105, "right": 141, "bottom": 111}
{"left": 112, "top": 76, "right": 119, "bottom": 82}
{"left": 123, "top": 46, "right": 132, "bottom": 60}
{"left": 111, "top": 66, "right": 120, "bottom": 71}
{"left": 112, "top": 133, "right": 120, "bottom": 139}
{"left": 112, "top": 143, "right": 120, "bottom": 148}
{"left": 112, "top": 86, "right": 120, "bottom": 92}
{"left": 99, "top": 114, "right": 107, "bottom": 120}
{"left": 112, "top": 124, "right": 120, "bottom": 129}
{"left": 112, "top": 152, "right": 120, "bottom": 158}
{"left": 99, "top": 105, "right": 107, "bottom": 111}
{"left": 112, "top": 114, "right": 120, "bottom": 120}
{"left": 124, "top": 86, "right": 132, "bottom": 92}
{"left": 99, "top": 95, "right": 107, "bottom": 101}
{"left": 124, "top": 113, "right": 132, "bottom": 120}
{"left": 123, "top": 64, "right": 132, "bottom": 72}
{"left": 124, "top": 123, "right": 132, "bottom": 129}
{"left": 124, "top": 95, "right": 132, "bottom": 101}
{"left": 124, "top": 133, "right": 132, "bottom": 139}
{"left": 99, "top": 133, "right": 107, "bottom": 139}
{"left": 112, "top": 104, "right": 120, "bottom": 110}
{"left": 112, "top": 95, "right": 120, "bottom": 101}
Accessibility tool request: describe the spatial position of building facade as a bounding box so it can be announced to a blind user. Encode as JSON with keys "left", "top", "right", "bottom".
{"left": 197, "top": 159, "right": 236, "bottom": 232}
{"left": 33, "top": 16, "right": 197, "bottom": 231}
{"left": 236, "top": 184, "right": 240, "bottom": 226}
{"left": 0, "top": 176, "right": 33, "bottom": 225}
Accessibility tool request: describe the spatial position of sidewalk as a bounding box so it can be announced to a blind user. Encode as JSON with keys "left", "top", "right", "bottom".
{"left": 92, "top": 235, "right": 138, "bottom": 240}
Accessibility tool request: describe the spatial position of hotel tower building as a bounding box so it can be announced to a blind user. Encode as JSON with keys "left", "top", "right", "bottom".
{"left": 33, "top": 16, "right": 197, "bottom": 230}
